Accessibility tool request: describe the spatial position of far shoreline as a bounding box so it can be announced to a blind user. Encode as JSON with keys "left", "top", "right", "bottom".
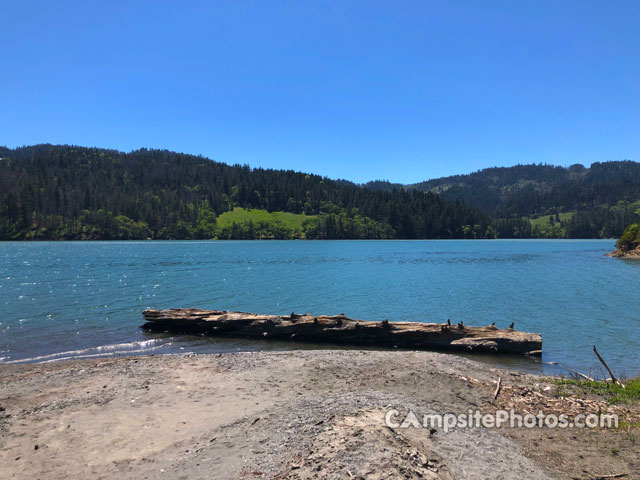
{"left": 0, "top": 237, "right": 617, "bottom": 242}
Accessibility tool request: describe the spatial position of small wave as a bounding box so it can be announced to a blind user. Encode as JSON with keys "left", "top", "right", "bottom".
{"left": 2, "top": 339, "right": 171, "bottom": 364}
{"left": 37, "top": 345, "right": 172, "bottom": 363}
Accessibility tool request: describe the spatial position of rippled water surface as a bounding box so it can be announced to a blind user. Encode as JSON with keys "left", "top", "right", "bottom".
{"left": 1, "top": 240, "right": 638, "bottom": 376}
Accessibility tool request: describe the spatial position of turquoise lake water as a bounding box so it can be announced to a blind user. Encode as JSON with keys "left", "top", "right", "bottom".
{"left": 0, "top": 240, "right": 638, "bottom": 376}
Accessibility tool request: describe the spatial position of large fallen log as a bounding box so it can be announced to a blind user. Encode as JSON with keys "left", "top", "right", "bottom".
{"left": 141, "top": 309, "right": 542, "bottom": 356}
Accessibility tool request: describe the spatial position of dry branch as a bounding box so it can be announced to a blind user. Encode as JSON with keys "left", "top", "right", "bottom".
{"left": 565, "top": 366, "right": 595, "bottom": 382}
{"left": 593, "top": 345, "right": 624, "bottom": 387}
{"left": 493, "top": 376, "right": 502, "bottom": 400}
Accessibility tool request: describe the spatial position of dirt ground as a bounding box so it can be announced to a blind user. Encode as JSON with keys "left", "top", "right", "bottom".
{"left": 0, "top": 350, "right": 638, "bottom": 479}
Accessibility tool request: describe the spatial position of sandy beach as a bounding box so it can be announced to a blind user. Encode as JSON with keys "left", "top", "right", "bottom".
{"left": 1, "top": 350, "right": 638, "bottom": 479}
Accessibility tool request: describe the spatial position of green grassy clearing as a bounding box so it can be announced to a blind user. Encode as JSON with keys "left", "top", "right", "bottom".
{"left": 216, "top": 207, "right": 315, "bottom": 231}
{"left": 527, "top": 212, "right": 574, "bottom": 228}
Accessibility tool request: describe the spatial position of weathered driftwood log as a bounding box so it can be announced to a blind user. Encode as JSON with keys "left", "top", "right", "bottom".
{"left": 142, "top": 309, "right": 542, "bottom": 356}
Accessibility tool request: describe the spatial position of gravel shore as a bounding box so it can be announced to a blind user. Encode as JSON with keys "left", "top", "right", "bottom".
{"left": 1, "top": 350, "right": 638, "bottom": 479}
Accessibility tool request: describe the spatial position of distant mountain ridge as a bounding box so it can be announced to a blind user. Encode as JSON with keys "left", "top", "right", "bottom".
{"left": 409, "top": 161, "right": 640, "bottom": 217}
{"left": 362, "top": 161, "right": 640, "bottom": 239}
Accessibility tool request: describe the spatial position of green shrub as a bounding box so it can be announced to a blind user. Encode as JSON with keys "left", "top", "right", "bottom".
{"left": 616, "top": 223, "right": 640, "bottom": 251}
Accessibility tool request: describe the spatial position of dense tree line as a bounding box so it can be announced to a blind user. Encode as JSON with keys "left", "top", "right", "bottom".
{"left": 215, "top": 214, "right": 394, "bottom": 240}
{"left": 564, "top": 202, "right": 640, "bottom": 238}
{"left": 0, "top": 144, "right": 491, "bottom": 240}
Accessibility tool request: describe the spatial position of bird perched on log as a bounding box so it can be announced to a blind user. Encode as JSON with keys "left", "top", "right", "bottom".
{"left": 509, "top": 322, "right": 514, "bottom": 329}
{"left": 447, "top": 319, "right": 451, "bottom": 326}
{"left": 457, "top": 321, "right": 464, "bottom": 330}
{"left": 490, "top": 322, "right": 495, "bottom": 327}
{"left": 381, "top": 319, "right": 390, "bottom": 329}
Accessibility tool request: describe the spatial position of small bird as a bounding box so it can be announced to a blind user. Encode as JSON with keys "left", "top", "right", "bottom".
{"left": 509, "top": 322, "right": 514, "bottom": 329}
{"left": 490, "top": 322, "right": 495, "bottom": 327}
{"left": 447, "top": 319, "right": 451, "bottom": 326}
{"left": 457, "top": 321, "right": 464, "bottom": 330}
{"left": 381, "top": 319, "right": 390, "bottom": 328}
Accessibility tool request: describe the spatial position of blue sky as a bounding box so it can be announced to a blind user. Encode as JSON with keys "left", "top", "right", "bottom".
{"left": 1, "top": 1, "right": 638, "bottom": 183}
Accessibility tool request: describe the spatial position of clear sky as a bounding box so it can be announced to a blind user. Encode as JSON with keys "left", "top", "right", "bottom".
{"left": 1, "top": 1, "right": 638, "bottom": 183}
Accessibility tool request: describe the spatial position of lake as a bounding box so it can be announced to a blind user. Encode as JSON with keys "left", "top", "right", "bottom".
{"left": 1, "top": 240, "right": 638, "bottom": 377}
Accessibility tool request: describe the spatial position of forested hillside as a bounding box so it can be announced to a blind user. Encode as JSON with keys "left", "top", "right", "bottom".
{"left": 3, "top": 145, "right": 637, "bottom": 240}
{"left": 0, "top": 145, "right": 489, "bottom": 240}
{"left": 410, "top": 162, "right": 640, "bottom": 238}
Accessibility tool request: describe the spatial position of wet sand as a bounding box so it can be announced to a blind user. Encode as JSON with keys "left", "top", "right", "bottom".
{"left": 0, "top": 350, "right": 638, "bottom": 479}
